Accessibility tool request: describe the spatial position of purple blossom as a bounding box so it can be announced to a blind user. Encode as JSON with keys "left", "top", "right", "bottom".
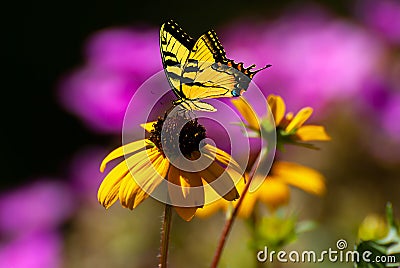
{"left": 360, "top": 78, "right": 392, "bottom": 113}
{"left": 356, "top": 76, "right": 400, "bottom": 161}
{"left": 358, "top": 75, "right": 400, "bottom": 141}
{"left": 381, "top": 94, "right": 400, "bottom": 141}
{"left": 59, "top": 27, "right": 162, "bottom": 133}
{"left": 220, "top": 8, "right": 384, "bottom": 113}
{"left": 0, "top": 180, "right": 74, "bottom": 236}
{"left": 85, "top": 28, "right": 161, "bottom": 76}
{"left": 68, "top": 147, "right": 107, "bottom": 200}
{"left": 0, "top": 231, "right": 61, "bottom": 268}
{"left": 355, "top": 0, "right": 400, "bottom": 45}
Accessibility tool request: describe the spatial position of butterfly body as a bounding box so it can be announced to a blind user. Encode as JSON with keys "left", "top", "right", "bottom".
{"left": 160, "top": 20, "right": 270, "bottom": 112}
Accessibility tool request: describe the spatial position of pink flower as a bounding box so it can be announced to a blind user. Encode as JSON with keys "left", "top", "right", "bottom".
{"left": 67, "top": 147, "right": 107, "bottom": 200}
{"left": 0, "top": 232, "right": 61, "bottom": 268}
{"left": 381, "top": 94, "right": 400, "bottom": 141}
{"left": 220, "top": 7, "right": 384, "bottom": 113}
{"left": 355, "top": 0, "right": 400, "bottom": 45}
{"left": 0, "top": 180, "right": 74, "bottom": 235}
{"left": 59, "top": 27, "right": 162, "bottom": 133}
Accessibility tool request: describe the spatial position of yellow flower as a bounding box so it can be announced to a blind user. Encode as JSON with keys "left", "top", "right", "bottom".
{"left": 98, "top": 115, "right": 241, "bottom": 221}
{"left": 231, "top": 95, "right": 331, "bottom": 148}
{"left": 196, "top": 161, "right": 326, "bottom": 218}
{"left": 268, "top": 94, "right": 330, "bottom": 141}
{"left": 358, "top": 214, "right": 388, "bottom": 241}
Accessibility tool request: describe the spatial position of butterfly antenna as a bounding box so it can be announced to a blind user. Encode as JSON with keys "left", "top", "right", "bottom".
{"left": 247, "top": 64, "right": 271, "bottom": 78}
{"left": 253, "top": 64, "right": 272, "bottom": 74}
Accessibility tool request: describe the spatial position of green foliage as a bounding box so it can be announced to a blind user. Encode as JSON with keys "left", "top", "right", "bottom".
{"left": 256, "top": 214, "right": 297, "bottom": 250}
{"left": 249, "top": 210, "right": 317, "bottom": 251}
{"left": 355, "top": 203, "right": 400, "bottom": 268}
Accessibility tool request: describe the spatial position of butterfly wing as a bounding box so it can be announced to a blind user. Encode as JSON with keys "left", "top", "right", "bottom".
{"left": 160, "top": 20, "right": 270, "bottom": 112}
{"left": 180, "top": 30, "right": 270, "bottom": 101}
{"left": 180, "top": 30, "right": 233, "bottom": 100}
{"left": 160, "top": 20, "right": 195, "bottom": 99}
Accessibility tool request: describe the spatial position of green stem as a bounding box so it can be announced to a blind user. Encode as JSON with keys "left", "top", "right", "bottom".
{"left": 210, "top": 150, "right": 263, "bottom": 268}
{"left": 250, "top": 206, "right": 264, "bottom": 268}
{"left": 160, "top": 204, "right": 172, "bottom": 268}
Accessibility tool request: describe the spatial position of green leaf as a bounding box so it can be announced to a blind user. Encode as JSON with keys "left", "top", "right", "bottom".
{"left": 276, "top": 129, "right": 321, "bottom": 150}
{"left": 355, "top": 203, "right": 400, "bottom": 267}
{"left": 260, "top": 117, "right": 275, "bottom": 133}
{"left": 255, "top": 214, "right": 297, "bottom": 250}
{"left": 296, "top": 220, "right": 318, "bottom": 234}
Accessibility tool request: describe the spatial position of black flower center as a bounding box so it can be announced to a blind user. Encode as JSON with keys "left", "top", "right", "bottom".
{"left": 149, "top": 114, "right": 206, "bottom": 158}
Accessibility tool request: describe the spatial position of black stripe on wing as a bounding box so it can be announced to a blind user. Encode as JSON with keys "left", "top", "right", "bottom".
{"left": 162, "top": 20, "right": 196, "bottom": 49}
{"left": 201, "top": 30, "right": 228, "bottom": 62}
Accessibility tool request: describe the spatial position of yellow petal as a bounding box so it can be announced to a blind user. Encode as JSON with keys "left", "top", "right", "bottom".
{"left": 180, "top": 171, "right": 203, "bottom": 200}
{"left": 174, "top": 206, "right": 198, "bottom": 221}
{"left": 117, "top": 149, "right": 167, "bottom": 209}
{"left": 97, "top": 160, "right": 130, "bottom": 208}
{"left": 98, "top": 149, "right": 158, "bottom": 208}
{"left": 231, "top": 97, "right": 260, "bottom": 131}
{"left": 119, "top": 174, "right": 139, "bottom": 210}
{"left": 285, "top": 112, "right": 294, "bottom": 121}
{"left": 132, "top": 153, "right": 169, "bottom": 208}
{"left": 272, "top": 161, "right": 326, "bottom": 196}
{"left": 285, "top": 107, "right": 313, "bottom": 133}
{"left": 209, "top": 180, "right": 256, "bottom": 218}
{"left": 195, "top": 199, "right": 227, "bottom": 218}
{"left": 267, "top": 95, "right": 286, "bottom": 126}
{"left": 118, "top": 150, "right": 154, "bottom": 209}
{"left": 127, "top": 148, "right": 161, "bottom": 183}
{"left": 197, "top": 180, "right": 256, "bottom": 218}
{"left": 257, "top": 177, "right": 290, "bottom": 211}
{"left": 199, "top": 160, "right": 239, "bottom": 201}
{"left": 168, "top": 165, "right": 204, "bottom": 208}
{"left": 295, "top": 125, "right": 331, "bottom": 141}
{"left": 235, "top": 181, "right": 257, "bottom": 218}
{"left": 140, "top": 121, "right": 157, "bottom": 133}
{"left": 100, "top": 140, "right": 148, "bottom": 172}
{"left": 202, "top": 144, "right": 243, "bottom": 175}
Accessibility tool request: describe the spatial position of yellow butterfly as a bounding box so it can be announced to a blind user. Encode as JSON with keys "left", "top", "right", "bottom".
{"left": 160, "top": 20, "right": 270, "bottom": 112}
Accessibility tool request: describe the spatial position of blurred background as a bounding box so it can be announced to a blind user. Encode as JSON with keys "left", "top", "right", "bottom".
{"left": 3, "top": 0, "right": 400, "bottom": 267}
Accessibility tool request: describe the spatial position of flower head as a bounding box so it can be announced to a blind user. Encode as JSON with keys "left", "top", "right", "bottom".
{"left": 197, "top": 161, "right": 326, "bottom": 218}
{"left": 98, "top": 113, "right": 242, "bottom": 221}
{"left": 358, "top": 214, "right": 388, "bottom": 241}
{"left": 268, "top": 94, "right": 331, "bottom": 147}
{"left": 232, "top": 95, "right": 330, "bottom": 150}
